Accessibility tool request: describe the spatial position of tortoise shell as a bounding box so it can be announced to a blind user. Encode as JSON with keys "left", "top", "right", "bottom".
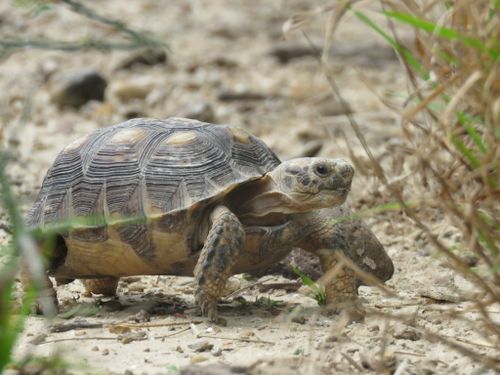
{"left": 26, "top": 118, "right": 281, "bottom": 275}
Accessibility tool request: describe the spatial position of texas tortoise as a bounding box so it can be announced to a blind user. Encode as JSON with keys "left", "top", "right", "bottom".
{"left": 23, "top": 117, "right": 393, "bottom": 322}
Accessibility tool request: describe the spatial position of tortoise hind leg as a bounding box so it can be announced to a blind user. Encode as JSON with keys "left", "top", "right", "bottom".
{"left": 82, "top": 278, "right": 119, "bottom": 297}
{"left": 194, "top": 205, "right": 245, "bottom": 323}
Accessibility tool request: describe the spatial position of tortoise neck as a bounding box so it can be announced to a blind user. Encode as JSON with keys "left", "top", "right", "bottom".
{"left": 227, "top": 175, "right": 305, "bottom": 220}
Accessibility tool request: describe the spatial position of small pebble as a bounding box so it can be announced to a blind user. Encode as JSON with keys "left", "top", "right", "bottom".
{"left": 29, "top": 334, "right": 47, "bottom": 345}
{"left": 102, "top": 349, "right": 110, "bottom": 356}
{"left": 190, "top": 354, "right": 209, "bottom": 364}
{"left": 115, "top": 48, "right": 167, "bottom": 70}
{"left": 91, "top": 346, "right": 99, "bottom": 351}
{"left": 326, "top": 335, "right": 338, "bottom": 342}
{"left": 239, "top": 330, "right": 255, "bottom": 338}
{"left": 217, "top": 87, "right": 267, "bottom": 102}
{"left": 118, "top": 331, "right": 147, "bottom": 344}
{"left": 291, "top": 316, "right": 307, "bottom": 324}
{"left": 133, "top": 309, "right": 151, "bottom": 323}
{"left": 110, "top": 77, "right": 155, "bottom": 102}
{"left": 128, "top": 284, "right": 145, "bottom": 293}
{"left": 188, "top": 340, "right": 214, "bottom": 352}
{"left": 52, "top": 69, "right": 107, "bottom": 108}
{"left": 109, "top": 325, "right": 131, "bottom": 334}
{"left": 269, "top": 43, "right": 318, "bottom": 64}
{"left": 211, "top": 346, "right": 222, "bottom": 357}
{"left": 393, "top": 327, "right": 422, "bottom": 341}
{"left": 179, "top": 100, "right": 215, "bottom": 123}
{"left": 368, "top": 325, "right": 380, "bottom": 333}
{"left": 101, "top": 300, "right": 124, "bottom": 312}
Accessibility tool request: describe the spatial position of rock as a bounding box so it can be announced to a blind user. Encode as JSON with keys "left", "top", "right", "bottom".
{"left": 318, "top": 101, "right": 353, "bottom": 117}
{"left": 181, "top": 364, "right": 247, "bottom": 374}
{"left": 393, "top": 326, "right": 422, "bottom": 341}
{"left": 110, "top": 77, "right": 156, "bottom": 102}
{"left": 189, "top": 354, "right": 209, "bottom": 364}
{"left": 217, "top": 87, "right": 268, "bottom": 102}
{"left": 211, "top": 346, "right": 222, "bottom": 357}
{"left": 269, "top": 42, "right": 397, "bottom": 66}
{"left": 291, "top": 316, "right": 306, "bottom": 324}
{"left": 115, "top": 48, "right": 167, "bottom": 70}
{"left": 326, "top": 335, "right": 338, "bottom": 342}
{"left": 270, "top": 43, "right": 318, "bottom": 64}
{"left": 188, "top": 340, "right": 214, "bottom": 352}
{"left": 128, "top": 283, "right": 145, "bottom": 292}
{"left": 179, "top": 100, "right": 216, "bottom": 123}
{"left": 419, "top": 286, "right": 463, "bottom": 303}
{"left": 368, "top": 324, "right": 380, "bottom": 333}
{"left": 29, "top": 333, "right": 47, "bottom": 345}
{"left": 102, "top": 348, "right": 110, "bottom": 356}
{"left": 239, "top": 330, "right": 255, "bottom": 338}
{"left": 460, "top": 254, "right": 478, "bottom": 267}
{"left": 118, "top": 331, "right": 147, "bottom": 344}
{"left": 132, "top": 309, "right": 151, "bottom": 323}
{"left": 52, "top": 69, "right": 107, "bottom": 108}
{"left": 101, "top": 300, "right": 124, "bottom": 312}
{"left": 109, "top": 325, "right": 131, "bottom": 334}
{"left": 123, "top": 107, "right": 147, "bottom": 119}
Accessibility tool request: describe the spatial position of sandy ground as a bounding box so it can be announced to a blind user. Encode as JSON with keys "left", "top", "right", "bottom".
{"left": 1, "top": 1, "right": 499, "bottom": 374}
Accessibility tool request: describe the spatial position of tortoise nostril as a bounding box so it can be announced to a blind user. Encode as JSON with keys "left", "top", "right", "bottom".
{"left": 339, "top": 163, "right": 354, "bottom": 180}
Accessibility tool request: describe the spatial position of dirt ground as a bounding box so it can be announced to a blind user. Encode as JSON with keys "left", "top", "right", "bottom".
{"left": 1, "top": 1, "right": 498, "bottom": 374}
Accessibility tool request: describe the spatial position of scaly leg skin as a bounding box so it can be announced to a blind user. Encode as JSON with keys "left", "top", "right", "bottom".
{"left": 19, "top": 259, "right": 58, "bottom": 315}
{"left": 82, "top": 278, "right": 119, "bottom": 297}
{"left": 194, "top": 205, "right": 245, "bottom": 325}
{"left": 316, "top": 250, "right": 365, "bottom": 322}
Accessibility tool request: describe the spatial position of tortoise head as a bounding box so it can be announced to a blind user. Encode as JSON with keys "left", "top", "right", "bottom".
{"left": 270, "top": 158, "right": 354, "bottom": 210}
{"left": 237, "top": 157, "right": 354, "bottom": 218}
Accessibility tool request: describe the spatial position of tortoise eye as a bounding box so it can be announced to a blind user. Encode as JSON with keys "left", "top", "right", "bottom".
{"left": 314, "top": 163, "right": 329, "bottom": 177}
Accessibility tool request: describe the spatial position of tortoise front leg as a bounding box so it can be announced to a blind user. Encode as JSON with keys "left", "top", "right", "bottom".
{"left": 314, "top": 249, "right": 359, "bottom": 306}
{"left": 194, "top": 205, "right": 245, "bottom": 323}
{"left": 300, "top": 223, "right": 364, "bottom": 320}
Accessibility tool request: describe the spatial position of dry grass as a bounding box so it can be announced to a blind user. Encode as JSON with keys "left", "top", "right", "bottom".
{"left": 303, "top": 0, "right": 499, "bottom": 370}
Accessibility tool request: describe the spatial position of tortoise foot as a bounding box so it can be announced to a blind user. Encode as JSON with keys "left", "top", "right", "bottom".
{"left": 195, "top": 290, "right": 220, "bottom": 323}
{"left": 32, "top": 292, "right": 59, "bottom": 316}
{"left": 322, "top": 297, "right": 365, "bottom": 322}
{"left": 82, "top": 277, "right": 119, "bottom": 297}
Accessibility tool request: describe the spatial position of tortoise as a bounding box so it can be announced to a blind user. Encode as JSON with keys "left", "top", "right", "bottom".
{"left": 23, "top": 117, "right": 393, "bottom": 322}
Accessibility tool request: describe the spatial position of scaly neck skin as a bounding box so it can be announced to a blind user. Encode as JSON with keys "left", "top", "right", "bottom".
{"left": 233, "top": 175, "right": 306, "bottom": 220}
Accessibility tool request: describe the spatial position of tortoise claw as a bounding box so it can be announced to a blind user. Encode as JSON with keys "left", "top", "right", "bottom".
{"left": 195, "top": 291, "right": 226, "bottom": 324}
{"left": 322, "top": 297, "right": 365, "bottom": 322}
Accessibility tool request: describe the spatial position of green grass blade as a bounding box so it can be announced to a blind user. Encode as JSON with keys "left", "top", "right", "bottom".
{"left": 291, "top": 265, "right": 326, "bottom": 306}
{"left": 450, "top": 135, "right": 481, "bottom": 169}
{"left": 384, "top": 11, "right": 498, "bottom": 59}
{"left": 351, "top": 9, "right": 427, "bottom": 77}
{"left": 456, "top": 112, "right": 487, "bottom": 154}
